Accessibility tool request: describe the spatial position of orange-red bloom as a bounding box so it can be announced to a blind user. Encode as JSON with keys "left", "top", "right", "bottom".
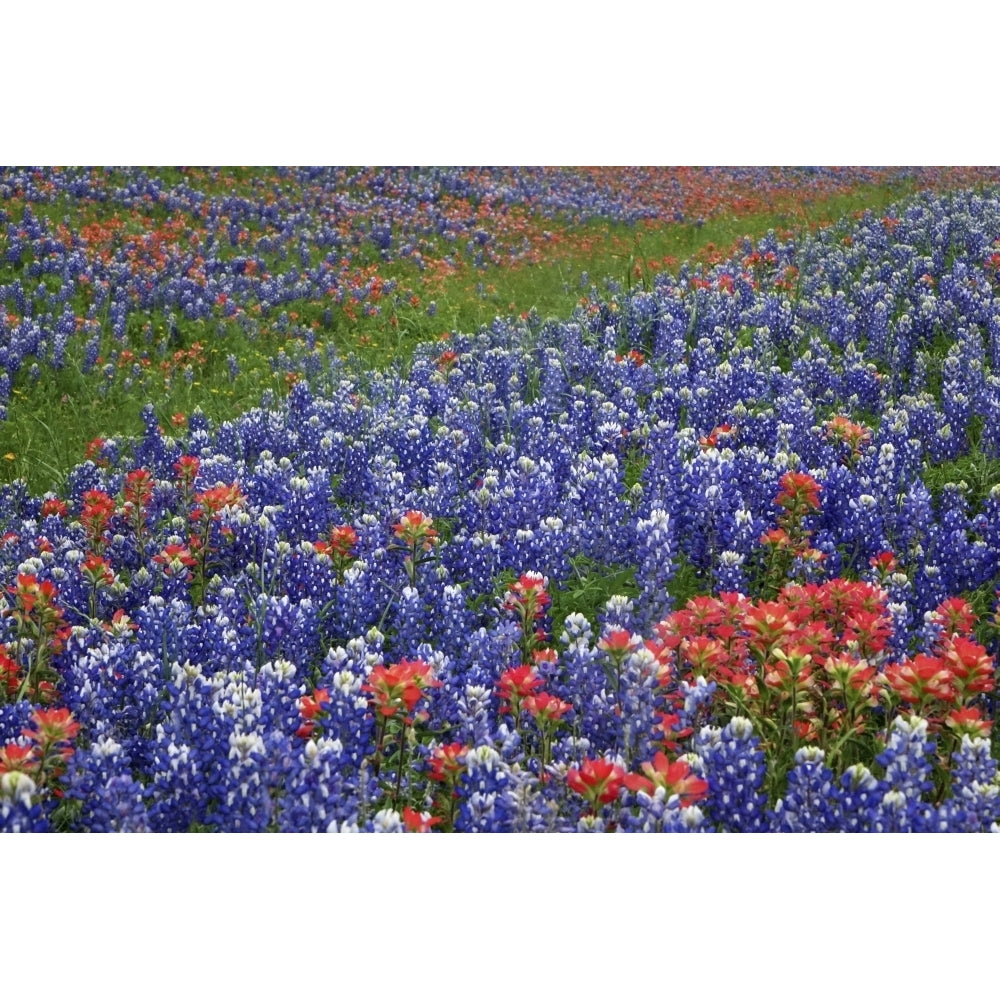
{"left": 775, "top": 471, "right": 823, "bottom": 517}
{"left": 363, "top": 658, "right": 439, "bottom": 720}
{"left": 496, "top": 664, "right": 544, "bottom": 715}
{"left": 946, "top": 707, "right": 992, "bottom": 738}
{"left": 153, "top": 543, "right": 197, "bottom": 576}
{"left": 402, "top": 806, "right": 442, "bottom": 832}
{"left": 885, "top": 654, "right": 954, "bottom": 708}
{"left": 522, "top": 691, "right": 573, "bottom": 725}
{"left": 174, "top": 455, "right": 201, "bottom": 485}
{"left": 24, "top": 707, "right": 80, "bottom": 751}
{"left": 428, "top": 742, "right": 469, "bottom": 783}
{"left": 567, "top": 758, "right": 626, "bottom": 808}
{"left": 193, "top": 482, "right": 245, "bottom": 520}
{"left": 623, "top": 752, "right": 709, "bottom": 805}
{"left": 392, "top": 510, "right": 438, "bottom": 550}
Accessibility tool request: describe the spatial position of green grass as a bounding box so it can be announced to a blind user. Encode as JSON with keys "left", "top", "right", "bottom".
{"left": 920, "top": 416, "right": 1000, "bottom": 509}
{"left": 0, "top": 313, "right": 289, "bottom": 492}
{"left": 548, "top": 555, "right": 640, "bottom": 639}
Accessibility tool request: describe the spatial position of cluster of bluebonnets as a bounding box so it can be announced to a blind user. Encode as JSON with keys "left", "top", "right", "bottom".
{"left": 4, "top": 181, "right": 1000, "bottom": 831}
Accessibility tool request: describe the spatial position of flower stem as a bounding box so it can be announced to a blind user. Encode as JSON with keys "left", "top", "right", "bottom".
{"left": 372, "top": 715, "right": 388, "bottom": 779}
{"left": 393, "top": 723, "right": 408, "bottom": 807}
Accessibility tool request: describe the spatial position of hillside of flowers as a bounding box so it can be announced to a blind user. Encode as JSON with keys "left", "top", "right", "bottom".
{"left": 4, "top": 178, "right": 1000, "bottom": 831}
{"left": 3, "top": 166, "right": 997, "bottom": 394}
{"left": 18, "top": 165, "right": 987, "bottom": 490}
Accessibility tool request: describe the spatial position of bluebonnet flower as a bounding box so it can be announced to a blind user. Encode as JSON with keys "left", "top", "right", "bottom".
{"left": 276, "top": 735, "right": 364, "bottom": 832}
{"left": 696, "top": 717, "right": 768, "bottom": 831}
{"left": 831, "top": 763, "right": 886, "bottom": 832}
{"left": 676, "top": 675, "right": 718, "bottom": 734}
{"left": 618, "top": 645, "right": 661, "bottom": 767}
{"left": 878, "top": 715, "right": 936, "bottom": 798}
{"left": 562, "top": 451, "right": 631, "bottom": 565}
{"left": 0, "top": 771, "right": 50, "bottom": 832}
{"left": 850, "top": 715, "right": 940, "bottom": 832}
{"left": 619, "top": 782, "right": 708, "bottom": 832}
{"left": 598, "top": 594, "right": 637, "bottom": 634}
{"left": 60, "top": 634, "right": 162, "bottom": 747}
{"left": 64, "top": 735, "right": 151, "bottom": 832}
{"left": 559, "top": 613, "right": 621, "bottom": 755}
{"left": 453, "top": 683, "right": 495, "bottom": 747}
{"left": 145, "top": 659, "right": 232, "bottom": 831}
{"left": 454, "top": 744, "right": 517, "bottom": 832}
{"left": 770, "top": 746, "right": 838, "bottom": 832}
{"left": 634, "top": 508, "right": 676, "bottom": 628}
{"left": 0, "top": 702, "right": 35, "bottom": 745}
{"left": 946, "top": 735, "right": 1000, "bottom": 831}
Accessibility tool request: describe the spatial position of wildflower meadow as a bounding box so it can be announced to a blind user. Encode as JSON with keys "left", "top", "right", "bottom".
{"left": 6, "top": 167, "right": 1000, "bottom": 836}
{"left": 16, "top": 0, "right": 1000, "bottom": 990}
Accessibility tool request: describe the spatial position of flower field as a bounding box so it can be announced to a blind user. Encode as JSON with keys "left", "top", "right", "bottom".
{"left": 6, "top": 167, "right": 1000, "bottom": 832}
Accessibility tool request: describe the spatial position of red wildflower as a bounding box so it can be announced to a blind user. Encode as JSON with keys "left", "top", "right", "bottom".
{"left": 436, "top": 349, "right": 459, "bottom": 372}
{"left": 945, "top": 707, "right": 992, "bottom": 739}
{"left": 566, "top": 758, "right": 626, "bottom": 809}
{"left": 8, "top": 575, "right": 70, "bottom": 656}
{"left": 363, "top": 658, "right": 439, "bottom": 720}
{"left": 102, "top": 609, "right": 139, "bottom": 638}
{"left": 81, "top": 553, "right": 114, "bottom": 589}
{"left": 392, "top": 510, "right": 438, "bottom": 550}
{"left": 153, "top": 543, "right": 197, "bottom": 577}
{"left": 869, "top": 551, "right": 898, "bottom": 578}
{"left": 615, "top": 349, "right": 646, "bottom": 366}
{"left": 824, "top": 415, "right": 870, "bottom": 461}
{"left": 402, "top": 806, "right": 442, "bottom": 832}
{"left": 760, "top": 527, "right": 793, "bottom": 549}
{"left": 743, "top": 601, "right": 797, "bottom": 658}
{"left": 931, "top": 597, "right": 977, "bottom": 638}
{"left": 775, "top": 471, "right": 823, "bottom": 517}
{"left": 428, "top": 743, "right": 469, "bottom": 783}
{"left": 823, "top": 654, "right": 878, "bottom": 700}
{"left": 315, "top": 525, "right": 359, "bottom": 573}
{"left": 40, "top": 498, "right": 68, "bottom": 519}
{"left": 174, "top": 455, "right": 201, "bottom": 488}
{"left": 0, "top": 742, "right": 36, "bottom": 776}
{"left": 10, "top": 573, "right": 56, "bottom": 616}
{"left": 652, "top": 712, "right": 694, "bottom": 752}
{"left": 193, "top": 483, "right": 245, "bottom": 520}
{"left": 885, "top": 654, "right": 955, "bottom": 709}
{"left": 842, "top": 608, "right": 893, "bottom": 657}
{"left": 80, "top": 490, "right": 116, "bottom": 547}
{"left": 123, "top": 468, "right": 155, "bottom": 511}
{"left": 680, "top": 635, "right": 729, "bottom": 675}
{"left": 327, "top": 524, "right": 359, "bottom": 558}
{"left": 24, "top": 707, "right": 80, "bottom": 751}
{"left": 939, "top": 636, "right": 994, "bottom": 701}
{"left": 496, "top": 664, "right": 545, "bottom": 715}
{"left": 763, "top": 645, "right": 815, "bottom": 700}
{"left": 522, "top": 691, "right": 573, "bottom": 725}
{"left": 298, "top": 688, "right": 331, "bottom": 720}
{"left": 623, "top": 752, "right": 709, "bottom": 805}
{"left": 597, "top": 629, "right": 639, "bottom": 656}
{"left": 296, "top": 688, "right": 331, "bottom": 739}
{"left": 699, "top": 423, "right": 735, "bottom": 449}
{"left": 0, "top": 646, "right": 21, "bottom": 699}
{"left": 503, "top": 572, "right": 551, "bottom": 618}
